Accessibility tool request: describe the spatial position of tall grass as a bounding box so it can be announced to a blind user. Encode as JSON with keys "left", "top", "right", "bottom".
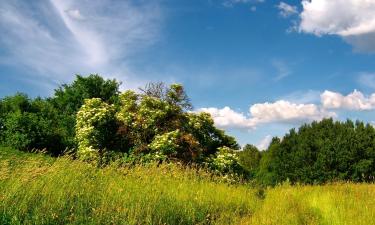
{"left": 247, "top": 183, "right": 375, "bottom": 225}
{"left": 1, "top": 147, "right": 375, "bottom": 225}
{"left": 0, "top": 147, "right": 260, "bottom": 225}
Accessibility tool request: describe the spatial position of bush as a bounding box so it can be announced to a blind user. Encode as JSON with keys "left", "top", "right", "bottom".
{"left": 76, "top": 98, "right": 117, "bottom": 161}
{"left": 208, "top": 146, "right": 244, "bottom": 175}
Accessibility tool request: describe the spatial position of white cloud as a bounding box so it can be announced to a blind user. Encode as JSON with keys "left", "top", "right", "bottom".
{"left": 250, "top": 100, "right": 335, "bottom": 124}
{"left": 256, "top": 135, "right": 272, "bottom": 150}
{"left": 0, "top": 0, "right": 162, "bottom": 90}
{"left": 277, "top": 2, "right": 298, "bottom": 18}
{"left": 200, "top": 89, "right": 375, "bottom": 131}
{"left": 299, "top": 0, "right": 375, "bottom": 52}
{"left": 321, "top": 90, "right": 375, "bottom": 110}
{"left": 199, "top": 100, "right": 335, "bottom": 129}
{"left": 198, "top": 107, "right": 256, "bottom": 129}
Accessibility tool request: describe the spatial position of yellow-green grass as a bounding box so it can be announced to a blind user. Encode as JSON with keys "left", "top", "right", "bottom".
{"left": 246, "top": 183, "right": 375, "bottom": 225}
{"left": 1, "top": 147, "right": 375, "bottom": 225}
{"left": 0, "top": 147, "right": 260, "bottom": 225}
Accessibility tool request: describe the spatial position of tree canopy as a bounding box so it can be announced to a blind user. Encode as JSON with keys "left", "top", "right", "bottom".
{"left": 257, "top": 119, "right": 375, "bottom": 185}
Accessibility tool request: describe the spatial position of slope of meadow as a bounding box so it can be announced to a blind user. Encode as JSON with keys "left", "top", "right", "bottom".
{"left": 0, "top": 147, "right": 374, "bottom": 225}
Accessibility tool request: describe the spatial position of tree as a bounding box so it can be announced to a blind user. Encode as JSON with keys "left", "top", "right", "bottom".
{"left": 238, "top": 144, "right": 261, "bottom": 177}
{"left": 257, "top": 119, "right": 375, "bottom": 185}
{"left": 51, "top": 74, "right": 120, "bottom": 148}
{"left": 1, "top": 96, "right": 64, "bottom": 154}
{"left": 139, "top": 82, "right": 192, "bottom": 110}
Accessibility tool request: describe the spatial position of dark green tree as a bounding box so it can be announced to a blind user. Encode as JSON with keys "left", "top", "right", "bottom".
{"left": 238, "top": 144, "right": 262, "bottom": 177}
{"left": 51, "top": 74, "right": 120, "bottom": 148}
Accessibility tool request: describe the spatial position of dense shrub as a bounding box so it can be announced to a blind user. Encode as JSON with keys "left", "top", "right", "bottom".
{"left": 76, "top": 98, "right": 117, "bottom": 161}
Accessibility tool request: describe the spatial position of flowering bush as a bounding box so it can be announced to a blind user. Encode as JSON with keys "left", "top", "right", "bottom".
{"left": 76, "top": 83, "right": 239, "bottom": 164}
{"left": 76, "top": 98, "right": 116, "bottom": 161}
{"left": 149, "top": 130, "right": 181, "bottom": 155}
{"left": 209, "top": 146, "right": 243, "bottom": 175}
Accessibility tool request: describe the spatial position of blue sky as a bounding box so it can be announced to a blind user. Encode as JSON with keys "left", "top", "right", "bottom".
{"left": 2, "top": 0, "right": 375, "bottom": 149}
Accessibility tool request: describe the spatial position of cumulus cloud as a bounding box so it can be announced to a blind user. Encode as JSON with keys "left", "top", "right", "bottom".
{"left": 298, "top": 0, "right": 375, "bottom": 52}
{"left": 321, "top": 90, "right": 375, "bottom": 110}
{"left": 199, "top": 100, "right": 335, "bottom": 129}
{"left": 250, "top": 100, "right": 335, "bottom": 124}
{"left": 0, "top": 0, "right": 162, "bottom": 89}
{"left": 277, "top": 2, "right": 298, "bottom": 18}
{"left": 197, "top": 107, "right": 256, "bottom": 129}
{"left": 200, "top": 89, "right": 375, "bottom": 131}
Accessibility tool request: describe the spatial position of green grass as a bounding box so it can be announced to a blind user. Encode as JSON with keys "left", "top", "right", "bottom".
{"left": 0, "top": 147, "right": 375, "bottom": 225}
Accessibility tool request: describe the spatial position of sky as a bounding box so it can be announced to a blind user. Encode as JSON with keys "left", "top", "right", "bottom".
{"left": 2, "top": 0, "right": 375, "bottom": 149}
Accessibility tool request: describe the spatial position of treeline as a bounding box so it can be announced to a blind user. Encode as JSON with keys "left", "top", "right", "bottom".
{"left": 1, "top": 74, "right": 375, "bottom": 185}
{"left": 256, "top": 119, "right": 375, "bottom": 185}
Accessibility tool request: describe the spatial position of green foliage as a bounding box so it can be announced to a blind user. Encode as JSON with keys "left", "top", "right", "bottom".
{"left": 139, "top": 82, "right": 192, "bottom": 110}
{"left": 0, "top": 75, "right": 121, "bottom": 154}
{"left": 52, "top": 74, "right": 120, "bottom": 148}
{"left": 115, "top": 88, "right": 238, "bottom": 164}
{"left": 53, "top": 74, "right": 120, "bottom": 114}
{"left": 208, "top": 146, "right": 244, "bottom": 177}
{"left": 258, "top": 119, "right": 375, "bottom": 185}
{"left": 238, "top": 144, "right": 262, "bottom": 177}
{"left": 186, "top": 112, "right": 239, "bottom": 156}
{"left": 76, "top": 98, "right": 117, "bottom": 161}
{"left": 0, "top": 94, "right": 64, "bottom": 154}
{"left": 0, "top": 76, "right": 237, "bottom": 167}
{"left": 149, "top": 129, "right": 181, "bottom": 155}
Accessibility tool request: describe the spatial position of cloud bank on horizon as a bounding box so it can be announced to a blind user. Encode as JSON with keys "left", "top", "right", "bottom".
{"left": 199, "top": 89, "right": 375, "bottom": 130}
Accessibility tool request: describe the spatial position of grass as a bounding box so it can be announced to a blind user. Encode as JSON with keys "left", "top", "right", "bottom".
{"left": 0, "top": 147, "right": 375, "bottom": 225}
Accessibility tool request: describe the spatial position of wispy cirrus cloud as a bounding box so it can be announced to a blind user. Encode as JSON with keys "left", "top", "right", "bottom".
{"left": 0, "top": 0, "right": 163, "bottom": 89}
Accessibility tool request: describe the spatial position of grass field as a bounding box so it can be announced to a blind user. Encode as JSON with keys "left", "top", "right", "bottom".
{"left": 0, "top": 147, "right": 374, "bottom": 225}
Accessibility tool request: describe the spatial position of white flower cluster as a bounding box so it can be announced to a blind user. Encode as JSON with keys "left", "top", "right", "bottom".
{"left": 211, "top": 146, "right": 240, "bottom": 173}
{"left": 149, "top": 129, "right": 181, "bottom": 155}
{"left": 76, "top": 98, "right": 115, "bottom": 160}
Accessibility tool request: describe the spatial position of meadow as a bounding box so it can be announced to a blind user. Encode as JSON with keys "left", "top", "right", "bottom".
{"left": 1, "top": 147, "right": 374, "bottom": 225}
